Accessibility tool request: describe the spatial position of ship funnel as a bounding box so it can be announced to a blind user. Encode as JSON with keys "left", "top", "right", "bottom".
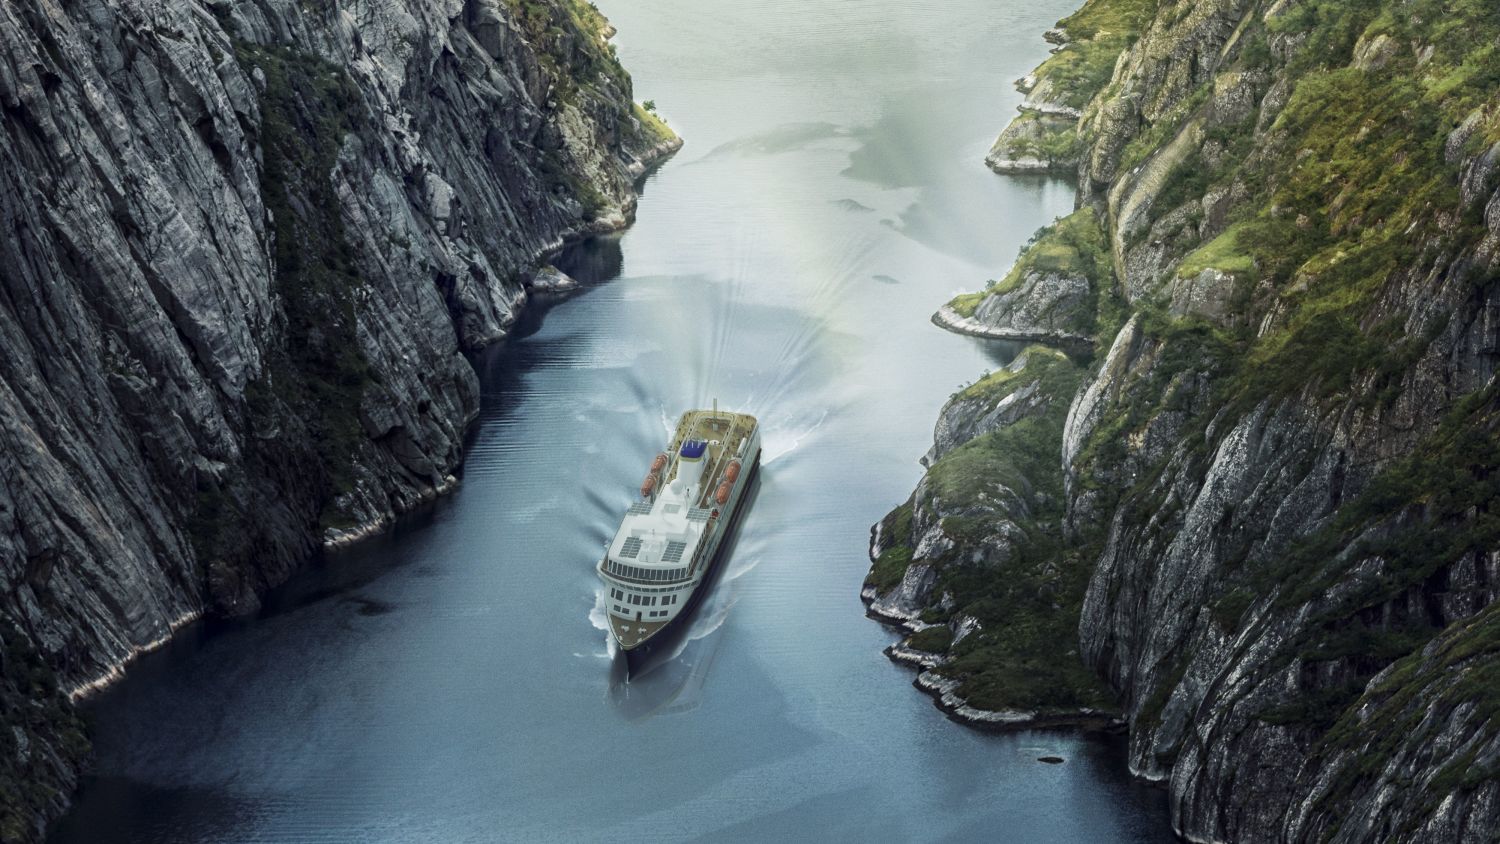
{"left": 676, "top": 439, "right": 708, "bottom": 497}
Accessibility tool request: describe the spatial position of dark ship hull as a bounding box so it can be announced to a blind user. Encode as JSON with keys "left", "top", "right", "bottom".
{"left": 619, "top": 454, "right": 760, "bottom": 678}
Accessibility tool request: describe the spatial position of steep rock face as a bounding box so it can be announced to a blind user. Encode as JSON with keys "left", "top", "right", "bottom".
{"left": 984, "top": 0, "right": 1155, "bottom": 176}
{"left": 901, "top": 0, "right": 1500, "bottom": 839}
{"left": 933, "top": 270, "right": 1093, "bottom": 344}
{"left": 1062, "top": 0, "right": 1500, "bottom": 838}
{"left": 863, "top": 349, "right": 1116, "bottom": 719}
{"left": 0, "top": 0, "right": 674, "bottom": 837}
{"left": 936, "top": 206, "right": 1111, "bottom": 347}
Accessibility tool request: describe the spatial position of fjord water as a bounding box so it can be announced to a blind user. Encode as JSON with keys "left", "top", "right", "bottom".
{"left": 54, "top": 0, "right": 1175, "bottom": 840}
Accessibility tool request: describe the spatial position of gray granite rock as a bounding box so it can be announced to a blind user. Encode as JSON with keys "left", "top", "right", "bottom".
{"left": 0, "top": 0, "right": 676, "bottom": 836}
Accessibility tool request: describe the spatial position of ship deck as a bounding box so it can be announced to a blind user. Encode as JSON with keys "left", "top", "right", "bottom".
{"left": 662, "top": 409, "right": 757, "bottom": 510}
{"left": 608, "top": 409, "right": 757, "bottom": 653}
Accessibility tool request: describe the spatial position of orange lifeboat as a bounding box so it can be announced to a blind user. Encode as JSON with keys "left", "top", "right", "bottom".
{"left": 725, "top": 460, "right": 741, "bottom": 482}
{"left": 714, "top": 480, "right": 731, "bottom": 505}
{"left": 640, "top": 452, "right": 669, "bottom": 498}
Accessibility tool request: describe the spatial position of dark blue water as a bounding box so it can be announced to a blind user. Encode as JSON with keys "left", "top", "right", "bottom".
{"left": 53, "top": 0, "right": 1175, "bottom": 840}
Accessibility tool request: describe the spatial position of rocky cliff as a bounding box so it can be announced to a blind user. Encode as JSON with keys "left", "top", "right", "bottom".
{"left": 874, "top": 0, "right": 1500, "bottom": 840}
{"left": 0, "top": 0, "right": 674, "bottom": 838}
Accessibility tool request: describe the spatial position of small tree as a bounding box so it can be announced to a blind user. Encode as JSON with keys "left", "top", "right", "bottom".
{"left": 643, "top": 100, "right": 657, "bottom": 113}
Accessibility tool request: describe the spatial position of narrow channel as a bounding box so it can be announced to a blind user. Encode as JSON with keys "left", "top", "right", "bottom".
{"left": 52, "top": 0, "right": 1175, "bottom": 839}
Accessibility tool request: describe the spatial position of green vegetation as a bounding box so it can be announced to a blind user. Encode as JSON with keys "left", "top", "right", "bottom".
{"left": 1250, "top": 386, "right": 1500, "bottom": 634}
{"left": 504, "top": 0, "right": 632, "bottom": 105}
{"left": 502, "top": 1, "right": 674, "bottom": 212}
{"left": 869, "top": 350, "right": 1115, "bottom": 713}
{"left": 945, "top": 208, "right": 1112, "bottom": 333}
{"left": 0, "top": 623, "right": 88, "bottom": 844}
{"left": 1175, "top": 223, "right": 1253, "bottom": 278}
{"left": 915, "top": 0, "right": 1500, "bottom": 761}
{"left": 1071, "top": 304, "right": 1234, "bottom": 487}
{"left": 996, "top": 113, "right": 1083, "bottom": 170}
{"left": 633, "top": 102, "right": 676, "bottom": 145}
{"left": 1133, "top": 0, "right": 1500, "bottom": 415}
{"left": 940, "top": 541, "right": 1119, "bottom": 712}
{"left": 946, "top": 290, "right": 987, "bottom": 319}
{"left": 1035, "top": 0, "right": 1158, "bottom": 110}
{"left": 1304, "top": 600, "right": 1500, "bottom": 829}
{"left": 907, "top": 626, "right": 954, "bottom": 653}
{"left": 1117, "top": 86, "right": 1209, "bottom": 175}
{"left": 865, "top": 502, "right": 915, "bottom": 592}
{"left": 199, "top": 43, "right": 378, "bottom": 542}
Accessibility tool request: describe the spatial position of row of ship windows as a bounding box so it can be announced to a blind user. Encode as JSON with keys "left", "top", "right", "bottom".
{"left": 610, "top": 588, "right": 680, "bottom": 608}
{"left": 613, "top": 606, "right": 671, "bottom": 619}
{"left": 606, "top": 559, "right": 688, "bottom": 582}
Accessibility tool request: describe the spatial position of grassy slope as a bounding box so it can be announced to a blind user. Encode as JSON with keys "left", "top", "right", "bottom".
{"left": 1037, "top": 0, "right": 1157, "bottom": 110}
{"left": 946, "top": 207, "right": 1112, "bottom": 323}
{"left": 872, "top": 351, "right": 1116, "bottom": 713}
{"left": 1070, "top": 0, "right": 1500, "bottom": 781}
{"left": 897, "top": 0, "right": 1500, "bottom": 740}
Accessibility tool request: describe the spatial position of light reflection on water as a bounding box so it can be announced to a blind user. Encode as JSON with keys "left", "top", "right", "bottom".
{"left": 52, "top": 0, "right": 1177, "bottom": 840}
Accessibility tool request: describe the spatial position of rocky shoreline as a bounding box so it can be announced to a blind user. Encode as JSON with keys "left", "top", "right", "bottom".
{"left": 931, "top": 304, "right": 1092, "bottom": 349}
{"left": 871, "top": 0, "right": 1500, "bottom": 839}
{"left": 316, "top": 132, "right": 683, "bottom": 556}
{"left": 864, "top": 587, "right": 1124, "bottom": 732}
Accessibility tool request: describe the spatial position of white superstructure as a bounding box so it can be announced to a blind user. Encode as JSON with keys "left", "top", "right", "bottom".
{"left": 598, "top": 409, "right": 761, "bottom": 654}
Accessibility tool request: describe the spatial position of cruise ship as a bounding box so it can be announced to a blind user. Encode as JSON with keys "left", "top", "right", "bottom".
{"left": 599, "top": 407, "right": 761, "bottom": 675}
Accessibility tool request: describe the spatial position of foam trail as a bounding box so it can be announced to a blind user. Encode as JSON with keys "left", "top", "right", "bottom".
{"left": 588, "top": 585, "right": 621, "bottom": 660}
{"left": 720, "top": 557, "right": 759, "bottom": 584}
{"left": 760, "top": 409, "right": 828, "bottom": 465}
{"left": 588, "top": 585, "right": 611, "bottom": 633}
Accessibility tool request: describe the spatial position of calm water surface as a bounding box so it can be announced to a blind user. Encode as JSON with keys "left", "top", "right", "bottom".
{"left": 54, "top": 0, "right": 1175, "bottom": 840}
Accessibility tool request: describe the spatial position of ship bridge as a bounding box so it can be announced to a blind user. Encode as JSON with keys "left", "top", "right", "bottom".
{"left": 598, "top": 408, "right": 760, "bottom": 654}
